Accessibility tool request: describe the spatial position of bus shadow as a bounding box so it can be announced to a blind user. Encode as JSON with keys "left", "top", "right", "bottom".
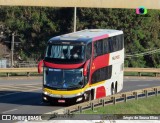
{"left": 0, "top": 90, "right": 69, "bottom": 107}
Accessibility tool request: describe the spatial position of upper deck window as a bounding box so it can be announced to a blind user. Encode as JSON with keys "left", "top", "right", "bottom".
{"left": 45, "top": 44, "right": 85, "bottom": 63}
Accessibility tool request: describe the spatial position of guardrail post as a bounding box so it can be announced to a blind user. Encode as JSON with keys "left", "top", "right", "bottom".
{"left": 123, "top": 94, "right": 127, "bottom": 102}
{"left": 138, "top": 72, "right": 141, "bottom": 77}
{"left": 154, "top": 88, "right": 158, "bottom": 96}
{"left": 112, "top": 97, "right": 116, "bottom": 105}
{"left": 101, "top": 99, "right": 105, "bottom": 107}
{"left": 90, "top": 102, "right": 94, "bottom": 111}
{"left": 144, "top": 90, "right": 148, "bottom": 98}
{"left": 78, "top": 106, "right": 82, "bottom": 113}
{"left": 7, "top": 73, "right": 10, "bottom": 77}
{"left": 27, "top": 72, "right": 30, "bottom": 77}
{"left": 155, "top": 73, "right": 158, "bottom": 77}
{"left": 133, "top": 92, "right": 138, "bottom": 100}
{"left": 67, "top": 109, "right": 70, "bottom": 114}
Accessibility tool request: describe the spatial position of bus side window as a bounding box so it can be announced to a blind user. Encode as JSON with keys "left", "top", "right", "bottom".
{"left": 108, "top": 34, "right": 124, "bottom": 53}
{"left": 108, "top": 37, "right": 113, "bottom": 52}
{"left": 118, "top": 34, "right": 124, "bottom": 50}
{"left": 94, "top": 40, "right": 103, "bottom": 58}
{"left": 46, "top": 45, "right": 52, "bottom": 57}
{"left": 91, "top": 65, "right": 112, "bottom": 84}
{"left": 86, "top": 43, "right": 92, "bottom": 60}
{"left": 103, "top": 38, "right": 109, "bottom": 54}
{"left": 94, "top": 43, "right": 97, "bottom": 58}
{"left": 113, "top": 36, "right": 118, "bottom": 52}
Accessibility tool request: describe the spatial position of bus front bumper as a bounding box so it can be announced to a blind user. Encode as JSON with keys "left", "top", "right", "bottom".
{"left": 42, "top": 93, "right": 84, "bottom": 104}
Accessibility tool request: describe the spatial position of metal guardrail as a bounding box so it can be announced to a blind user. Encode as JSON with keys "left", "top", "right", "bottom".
{"left": 15, "top": 61, "right": 37, "bottom": 68}
{"left": 17, "top": 63, "right": 37, "bottom": 68}
{"left": 125, "top": 68, "right": 160, "bottom": 77}
{"left": 0, "top": 67, "right": 38, "bottom": 77}
{"left": 46, "top": 86, "right": 160, "bottom": 115}
{"left": 1, "top": 0, "right": 160, "bottom": 9}
{"left": 0, "top": 67, "right": 159, "bottom": 77}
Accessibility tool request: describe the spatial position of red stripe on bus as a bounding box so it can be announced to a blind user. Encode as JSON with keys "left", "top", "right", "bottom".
{"left": 83, "top": 59, "right": 90, "bottom": 76}
{"left": 96, "top": 86, "right": 106, "bottom": 99}
{"left": 44, "top": 61, "right": 84, "bottom": 69}
{"left": 91, "top": 53, "right": 110, "bottom": 74}
{"left": 93, "top": 34, "right": 109, "bottom": 42}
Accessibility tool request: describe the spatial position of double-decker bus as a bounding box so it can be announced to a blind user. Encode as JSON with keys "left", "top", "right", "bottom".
{"left": 38, "top": 29, "right": 124, "bottom": 105}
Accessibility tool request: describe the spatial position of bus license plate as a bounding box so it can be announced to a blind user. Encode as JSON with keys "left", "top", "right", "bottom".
{"left": 58, "top": 100, "right": 65, "bottom": 103}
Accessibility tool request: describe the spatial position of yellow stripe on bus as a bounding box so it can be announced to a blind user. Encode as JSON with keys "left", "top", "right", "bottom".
{"left": 43, "top": 84, "right": 90, "bottom": 95}
{"left": 43, "top": 80, "right": 106, "bottom": 95}
{"left": 90, "top": 80, "right": 106, "bottom": 87}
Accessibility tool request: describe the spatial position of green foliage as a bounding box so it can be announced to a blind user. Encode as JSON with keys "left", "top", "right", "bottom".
{"left": 0, "top": 7, "right": 159, "bottom": 67}
{"left": 77, "top": 8, "right": 160, "bottom": 67}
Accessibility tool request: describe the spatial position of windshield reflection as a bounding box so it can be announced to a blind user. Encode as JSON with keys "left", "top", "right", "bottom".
{"left": 45, "top": 45, "right": 85, "bottom": 60}
{"left": 44, "top": 68, "right": 83, "bottom": 89}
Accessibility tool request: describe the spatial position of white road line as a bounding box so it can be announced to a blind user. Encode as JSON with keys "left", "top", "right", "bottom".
{"left": 126, "top": 80, "right": 139, "bottom": 81}
{"left": 137, "top": 84, "right": 150, "bottom": 87}
{"left": 0, "top": 85, "right": 41, "bottom": 89}
{"left": 0, "top": 84, "right": 41, "bottom": 89}
{"left": 0, "top": 87, "right": 41, "bottom": 91}
{"left": 0, "top": 88, "right": 41, "bottom": 98}
{"left": 2, "top": 109, "right": 18, "bottom": 114}
{"left": 22, "top": 85, "right": 42, "bottom": 88}
{"left": 0, "top": 83, "right": 41, "bottom": 88}
{"left": 0, "top": 85, "right": 42, "bottom": 88}
{"left": 126, "top": 80, "right": 153, "bottom": 82}
{"left": 0, "top": 86, "right": 29, "bottom": 90}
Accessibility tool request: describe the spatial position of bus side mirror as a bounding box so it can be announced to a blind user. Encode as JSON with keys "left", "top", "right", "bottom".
{"left": 83, "top": 60, "right": 90, "bottom": 76}
{"left": 38, "top": 60, "right": 43, "bottom": 73}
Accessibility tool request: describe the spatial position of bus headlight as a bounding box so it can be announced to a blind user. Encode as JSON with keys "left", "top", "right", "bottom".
{"left": 43, "top": 97, "right": 48, "bottom": 101}
{"left": 43, "top": 91, "right": 48, "bottom": 95}
{"left": 76, "top": 97, "right": 83, "bottom": 102}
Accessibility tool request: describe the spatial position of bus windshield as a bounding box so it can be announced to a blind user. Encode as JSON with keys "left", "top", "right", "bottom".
{"left": 45, "top": 44, "right": 85, "bottom": 61}
{"left": 44, "top": 68, "right": 83, "bottom": 90}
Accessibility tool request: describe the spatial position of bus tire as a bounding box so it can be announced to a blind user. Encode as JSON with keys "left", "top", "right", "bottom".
{"left": 87, "top": 89, "right": 94, "bottom": 101}
{"left": 91, "top": 89, "right": 94, "bottom": 100}
{"left": 111, "top": 83, "right": 115, "bottom": 95}
{"left": 115, "top": 82, "right": 118, "bottom": 94}
{"left": 88, "top": 92, "right": 92, "bottom": 101}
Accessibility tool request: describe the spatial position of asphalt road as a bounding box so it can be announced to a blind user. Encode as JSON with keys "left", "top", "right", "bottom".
{"left": 0, "top": 76, "right": 159, "bottom": 115}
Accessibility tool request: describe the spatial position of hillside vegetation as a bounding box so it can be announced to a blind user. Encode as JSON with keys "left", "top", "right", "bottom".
{"left": 0, "top": 7, "right": 160, "bottom": 67}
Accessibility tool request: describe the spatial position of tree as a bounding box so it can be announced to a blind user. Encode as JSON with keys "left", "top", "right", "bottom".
{"left": 0, "top": 6, "right": 159, "bottom": 67}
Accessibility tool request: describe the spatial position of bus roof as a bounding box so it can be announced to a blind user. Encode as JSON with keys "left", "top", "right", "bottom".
{"left": 49, "top": 29, "right": 123, "bottom": 44}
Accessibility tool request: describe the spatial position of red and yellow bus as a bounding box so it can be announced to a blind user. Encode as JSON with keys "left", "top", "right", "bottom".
{"left": 38, "top": 29, "right": 124, "bottom": 104}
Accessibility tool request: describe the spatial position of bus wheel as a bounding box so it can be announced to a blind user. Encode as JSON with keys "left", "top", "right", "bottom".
{"left": 115, "top": 82, "right": 118, "bottom": 94}
{"left": 88, "top": 90, "right": 94, "bottom": 101}
{"left": 111, "top": 83, "right": 115, "bottom": 95}
{"left": 88, "top": 92, "right": 92, "bottom": 101}
{"left": 85, "top": 92, "right": 92, "bottom": 101}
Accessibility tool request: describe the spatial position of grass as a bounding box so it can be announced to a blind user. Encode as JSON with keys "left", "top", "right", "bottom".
{"left": 124, "top": 72, "right": 156, "bottom": 77}
{"left": 82, "top": 95, "right": 160, "bottom": 114}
